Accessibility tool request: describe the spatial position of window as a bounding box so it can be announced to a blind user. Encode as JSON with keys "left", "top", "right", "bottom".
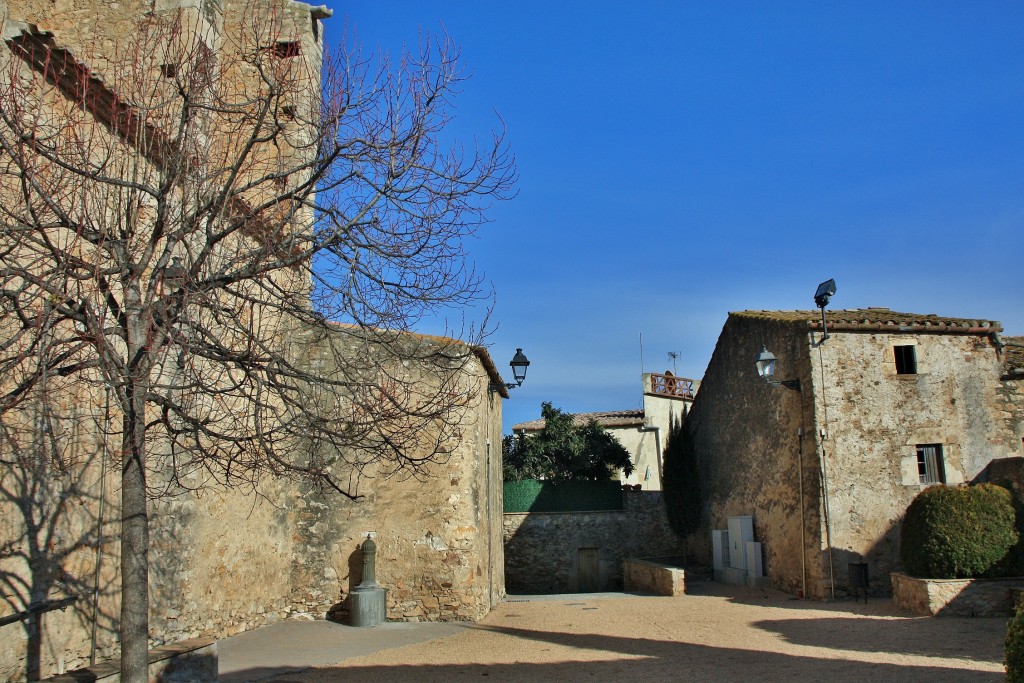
{"left": 916, "top": 444, "right": 945, "bottom": 484}
{"left": 271, "top": 41, "right": 301, "bottom": 58}
{"left": 894, "top": 344, "right": 917, "bottom": 374}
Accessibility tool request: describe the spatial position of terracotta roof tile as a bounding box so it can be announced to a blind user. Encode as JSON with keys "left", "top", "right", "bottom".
{"left": 733, "top": 308, "right": 1001, "bottom": 333}
{"left": 513, "top": 409, "right": 644, "bottom": 432}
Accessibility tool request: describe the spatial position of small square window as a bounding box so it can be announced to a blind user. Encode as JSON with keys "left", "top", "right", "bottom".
{"left": 894, "top": 345, "right": 917, "bottom": 374}
{"left": 916, "top": 444, "right": 945, "bottom": 484}
{"left": 159, "top": 63, "right": 178, "bottom": 78}
{"left": 271, "top": 41, "right": 301, "bottom": 58}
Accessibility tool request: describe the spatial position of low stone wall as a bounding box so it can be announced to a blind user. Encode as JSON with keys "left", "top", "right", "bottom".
{"left": 43, "top": 638, "right": 216, "bottom": 683}
{"left": 623, "top": 559, "right": 686, "bottom": 596}
{"left": 503, "top": 491, "right": 683, "bottom": 594}
{"left": 891, "top": 572, "right": 1024, "bottom": 616}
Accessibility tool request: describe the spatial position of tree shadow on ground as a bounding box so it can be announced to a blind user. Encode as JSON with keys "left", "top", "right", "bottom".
{"left": 254, "top": 624, "right": 1002, "bottom": 682}
{"left": 753, "top": 615, "right": 1006, "bottom": 662}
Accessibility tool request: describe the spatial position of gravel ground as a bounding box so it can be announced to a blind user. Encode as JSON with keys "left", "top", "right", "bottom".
{"left": 271, "top": 583, "right": 1008, "bottom": 682}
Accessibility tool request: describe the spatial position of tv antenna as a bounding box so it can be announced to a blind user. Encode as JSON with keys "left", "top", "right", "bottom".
{"left": 667, "top": 351, "right": 681, "bottom": 374}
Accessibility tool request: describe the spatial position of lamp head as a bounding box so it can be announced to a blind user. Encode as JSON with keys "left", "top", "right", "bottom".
{"left": 754, "top": 345, "right": 777, "bottom": 379}
{"left": 509, "top": 348, "right": 530, "bottom": 385}
{"left": 814, "top": 278, "right": 836, "bottom": 309}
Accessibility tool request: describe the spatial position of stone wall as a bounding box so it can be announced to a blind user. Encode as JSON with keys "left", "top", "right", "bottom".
{"left": 685, "top": 315, "right": 820, "bottom": 596}
{"left": 891, "top": 572, "right": 1023, "bottom": 617}
{"left": 623, "top": 559, "right": 686, "bottom": 596}
{"left": 502, "top": 491, "right": 683, "bottom": 594}
{"left": 688, "top": 311, "right": 1024, "bottom": 601}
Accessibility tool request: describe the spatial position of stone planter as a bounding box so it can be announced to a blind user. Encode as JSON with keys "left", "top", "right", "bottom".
{"left": 891, "top": 571, "right": 1024, "bottom": 617}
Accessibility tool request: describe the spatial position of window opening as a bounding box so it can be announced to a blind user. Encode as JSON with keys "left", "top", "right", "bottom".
{"left": 916, "top": 444, "right": 945, "bottom": 484}
{"left": 159, "top": 63, "right": 178, "bottom": 78}
{"left": 271, "top": 41, "right": 301, "bottom": 58}
{"left": 894, "top": 344, "right": 917, "bottom": 375}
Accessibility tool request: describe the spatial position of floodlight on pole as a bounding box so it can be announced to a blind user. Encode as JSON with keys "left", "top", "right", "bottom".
{"left": 814, "top": 278, "right": 836, "bottom": 343}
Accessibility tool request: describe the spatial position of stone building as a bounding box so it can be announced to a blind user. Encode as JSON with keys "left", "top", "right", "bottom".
{"left": 0, "top": 1, "right": 510, "bottom": 680}
{"left": 684, "top": 308, "right": 1024, "bottom": 599}
{"left": 512, "top": 371, "right": 696, "bottom": 490}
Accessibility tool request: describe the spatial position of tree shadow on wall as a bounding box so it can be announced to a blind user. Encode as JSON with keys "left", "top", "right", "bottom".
{"left": 326, "top": 543, "right": 364, "bottom": 623}
{"left": 0, "top": 415, "right": 117, "bottom": 681}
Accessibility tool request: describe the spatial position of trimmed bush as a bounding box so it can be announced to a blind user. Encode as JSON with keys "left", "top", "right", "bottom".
{"left": 900, "top": 483, "right": 1018, "bottom": 579}
{"left": 1007, "top": 605, "right": 1024, "bottom": 682}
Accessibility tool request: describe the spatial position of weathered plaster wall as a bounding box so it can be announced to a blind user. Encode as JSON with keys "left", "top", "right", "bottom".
{"left": 686, "top": 315, "right": 822, "bottom": 597}
{"left": 290, "top": 329, "right": 505, "bottom": 623}
{"left": 614, "top": 378, "right": 691, "bottom": 491}
{"left": 608, "top": 426, "right": 662, "bottom": 490}
{"left": 502, "top": 491, "right": 684, "bottom": 594}
{"left": 809, "top": 330, "right": 1022, "bottom": 594}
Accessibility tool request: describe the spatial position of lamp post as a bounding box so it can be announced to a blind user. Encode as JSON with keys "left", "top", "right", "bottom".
{"left": 505, "top": 348, "right": 530, "bottom": 389}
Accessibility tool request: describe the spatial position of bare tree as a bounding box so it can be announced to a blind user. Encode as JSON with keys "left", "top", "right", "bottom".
{"left": 0, "top": 4, "right": 514, "bottom": 680}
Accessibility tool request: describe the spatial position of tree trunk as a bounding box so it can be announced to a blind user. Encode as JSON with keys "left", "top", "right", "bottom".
{"left": 120, "top": 304, "right": 150, "bottom": 683}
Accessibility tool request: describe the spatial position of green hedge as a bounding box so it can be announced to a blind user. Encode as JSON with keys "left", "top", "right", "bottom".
{"left": 1008, "top": 605, "right": 1024, "bottom": 682}
{"left": 899, "top": 483, "right": 1018, "bottom": 579}
{"left": 503, "top": 480, "right": 624, "bottom": 513}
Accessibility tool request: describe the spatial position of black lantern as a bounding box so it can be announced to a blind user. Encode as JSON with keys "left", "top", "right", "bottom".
{"left": 508, "top": 348, "right": 530, "bottom": 388}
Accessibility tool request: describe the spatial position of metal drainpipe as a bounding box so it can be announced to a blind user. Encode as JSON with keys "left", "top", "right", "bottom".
{"left": 637, "top": 425, "right": 662, "bottom": 488}
{"left": 485, "top": 438, "right": 493, "bottom": 609}
{"left": 816, "top": 343, "right": 836, "bottom": 600}
{"left": 796, "top": 427, "right": 807, "bottom": 599}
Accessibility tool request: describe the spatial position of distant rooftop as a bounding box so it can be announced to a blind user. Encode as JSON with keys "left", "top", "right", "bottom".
{"left": 734, "top": 308, "right": 1001, "bottom": 333}
{"left": 513, "top": 409, "right": 645, "bottom": 433}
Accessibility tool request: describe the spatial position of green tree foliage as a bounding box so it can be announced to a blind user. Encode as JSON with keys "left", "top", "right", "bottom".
{"left": 1007, "top": 605, "right": 1024, "bottom": 683}
{"left": 899, "top": 483, "right": 1018, "bottom": 579}
{"left": 662, "top": 415, "right": 701, "bottom": 539}
{"left": 502, "top": 402, "right": 634, "bottom": 482}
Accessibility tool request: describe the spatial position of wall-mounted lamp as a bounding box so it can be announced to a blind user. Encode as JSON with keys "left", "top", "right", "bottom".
{"left": 754, "top": 345, "right": 800, "bottom": 392}
{"left": 506, "top": 348, "right": 530, "bottom": 389}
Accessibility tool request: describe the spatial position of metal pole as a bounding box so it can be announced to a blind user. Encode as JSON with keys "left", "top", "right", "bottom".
{"left": 90, "top": 386, "right": 110, "bottom": 665}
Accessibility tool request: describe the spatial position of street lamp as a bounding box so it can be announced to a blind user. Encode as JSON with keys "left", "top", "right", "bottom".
{"left": 506, "top": 348, "right": 530, "bottom": 389}
{"left": 754, "top": 345, "right": 800, "bottom": 392}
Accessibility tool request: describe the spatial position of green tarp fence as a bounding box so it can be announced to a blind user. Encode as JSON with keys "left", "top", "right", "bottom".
{"left": 503, "top": 480, "right": 624, "bottom": 513}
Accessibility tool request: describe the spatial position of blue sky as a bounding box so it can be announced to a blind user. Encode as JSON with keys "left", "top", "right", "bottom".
{"left": 330, "top": 2, "right": 1024, "bottom": 433}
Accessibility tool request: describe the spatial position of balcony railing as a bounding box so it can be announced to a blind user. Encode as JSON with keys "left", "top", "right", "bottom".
{"left": 648, "top": 372, "right": 695, "bottom": 399}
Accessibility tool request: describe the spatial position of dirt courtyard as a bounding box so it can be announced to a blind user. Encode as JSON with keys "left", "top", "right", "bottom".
{"left": 271, "top": 583, "right": 1008, "bottom": 682}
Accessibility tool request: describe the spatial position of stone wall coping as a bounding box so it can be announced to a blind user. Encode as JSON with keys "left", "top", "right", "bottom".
{"left": 891, "top": 571, "right": 1024, "bottom": 585}
{"left": 626, "top": 558, "right": 686, "bottom": 570}
{"left": 502, "top": 510, "right": 626, "bottom": 518}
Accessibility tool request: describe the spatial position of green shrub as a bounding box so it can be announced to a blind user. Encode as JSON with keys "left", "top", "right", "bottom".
{"left": 899, "top": 483, "right": 1018, "bottom": 579}
{"left": 1007, "top": 605, "right": 1024, "bottom": 682}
